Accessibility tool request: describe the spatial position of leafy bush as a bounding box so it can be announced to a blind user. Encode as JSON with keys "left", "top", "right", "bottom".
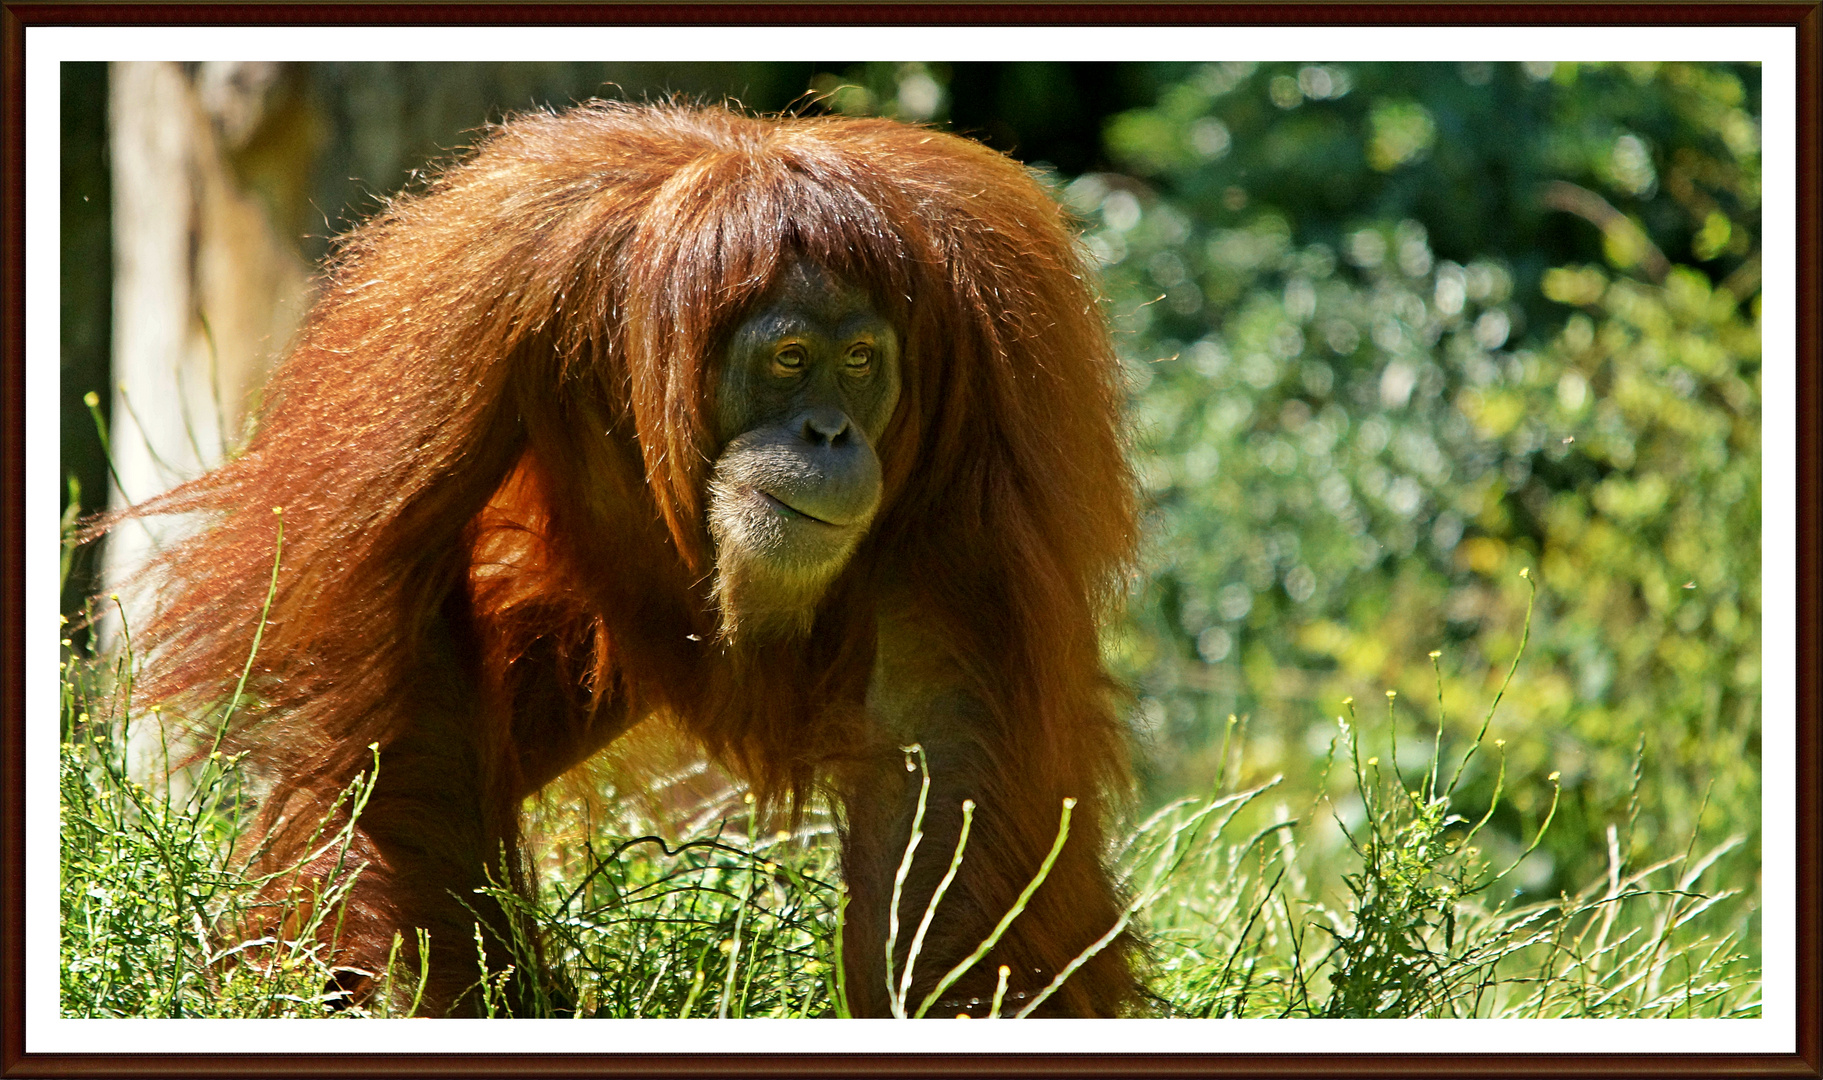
{"left": 1083, "top": 62, "right": 1760, "bottom": 909}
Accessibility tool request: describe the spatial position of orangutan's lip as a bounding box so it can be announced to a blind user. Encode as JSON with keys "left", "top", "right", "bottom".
{"left": 755, "top": 489, "right": 844, "bottom": 527}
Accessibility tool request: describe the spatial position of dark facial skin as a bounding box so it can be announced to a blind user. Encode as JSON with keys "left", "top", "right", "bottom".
{"left": 705, "top": 261, "right": 901, "bottom": 636}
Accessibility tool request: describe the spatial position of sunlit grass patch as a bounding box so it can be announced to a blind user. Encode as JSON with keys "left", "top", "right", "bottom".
{"left": 58, "top": 573, "right": 1757, "bottom": 1020}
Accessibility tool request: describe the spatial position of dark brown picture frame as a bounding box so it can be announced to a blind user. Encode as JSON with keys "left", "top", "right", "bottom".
{"left": 2, "top": 6, "right": 1816, "bottom": 1078}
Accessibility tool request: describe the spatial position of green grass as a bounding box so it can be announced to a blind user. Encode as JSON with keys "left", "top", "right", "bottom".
{"left": 57, "top": 569, "right": 1760, "bottom": 1019}
{"left": 59, "top": 631, "right": 402, "bottom": 1017}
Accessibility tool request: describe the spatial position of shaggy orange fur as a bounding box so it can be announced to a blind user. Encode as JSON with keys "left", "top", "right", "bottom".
{"left": 116, "top": 102, "right": 1140, "bottom": 1016}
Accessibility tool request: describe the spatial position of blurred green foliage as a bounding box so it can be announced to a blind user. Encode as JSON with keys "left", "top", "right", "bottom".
{"left": 1077, "top": 61, "right": 1760, "bottom": 899}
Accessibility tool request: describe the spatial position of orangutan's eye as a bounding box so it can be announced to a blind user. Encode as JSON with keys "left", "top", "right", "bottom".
{"left": 773, "top": 344, "right": 807, "bottom": 374}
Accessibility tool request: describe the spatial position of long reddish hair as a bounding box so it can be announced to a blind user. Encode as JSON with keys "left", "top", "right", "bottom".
{"left": 121, "top": 102, "right": 1137, "bottom": 905}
